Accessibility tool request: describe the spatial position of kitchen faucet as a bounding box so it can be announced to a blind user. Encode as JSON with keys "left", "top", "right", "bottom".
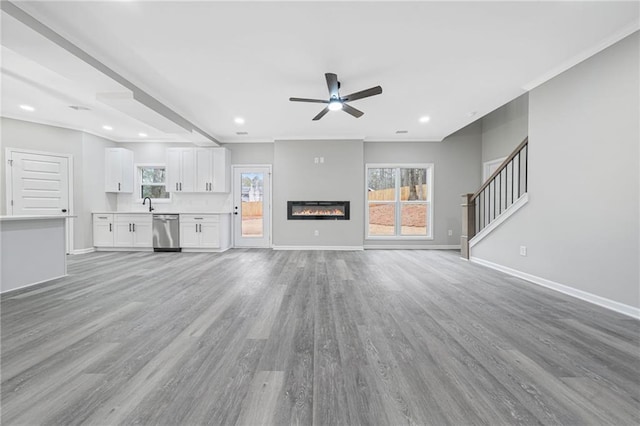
{"left": 143, "top": 197, "right": 154, "bottom": 212}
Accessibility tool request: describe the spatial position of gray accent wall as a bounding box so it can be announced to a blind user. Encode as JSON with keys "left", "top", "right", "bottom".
{"left": 472, "top": 32, "right": 639, "bottom": 309}
{"left": 364, "top": 122, "right": 482, "bottom": 248}
{"left": 273, "top": 139, "right": 364, "bottom": 248}
{"left": 1, "top": 118, "right": 117, "bottom": 250}
{"left": 481, "top": 93, "right": 529, "bottom": 163}
{"left": 225, "top": 143, "right": 274, "bottom": 165}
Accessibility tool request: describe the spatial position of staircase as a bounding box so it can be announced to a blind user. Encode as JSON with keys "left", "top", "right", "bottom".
{"left": 461, "top": 137, "right": 529, "bottom": 259}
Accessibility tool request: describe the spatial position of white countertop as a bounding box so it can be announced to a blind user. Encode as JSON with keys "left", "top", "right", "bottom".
{"left": 92, "top": 211, "right": 232, "bottom": 215}
{"left": 0, "top": 215, "right": 76, "bottom": 222}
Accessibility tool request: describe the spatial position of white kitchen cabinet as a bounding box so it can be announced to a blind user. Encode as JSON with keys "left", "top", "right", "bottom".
{"left": 105, "top": 148, "right": 133, "bottom": 193}
{"left": 93, "top": 214, "right": 114, "bottom": 247}
{"left": 195, "top": 148, "right": 231, "bottom": 193}
{"left": 180, "top": 214, "right": 230, "bottom": 250}
{"left": 166, "top": 148, "right": 195, "bottom": 192}
{"left": 113, "top": 214, "right": 152, "bottom": 248}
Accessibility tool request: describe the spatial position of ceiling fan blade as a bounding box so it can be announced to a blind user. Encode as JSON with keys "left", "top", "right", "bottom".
{"left": 290, "top": 97, "right": 329, "bottom": 104}
{"left": 325, "top": 73, "right": 339, "bottom": 98}
{"left": 342, "top": 86, "right": 383, "bottom": 102}
{"left": 312, "top": 106, "right": 330, "bottom": 121}
{"left": 342, "top": 103, "right": 364, "bottom": 118}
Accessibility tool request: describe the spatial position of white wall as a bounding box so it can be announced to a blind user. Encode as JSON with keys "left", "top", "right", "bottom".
{"left": 273, "top": 139, "right": 364, "bottom": 248}
{"left": 481, "top": 93, "right": 529, "bottom": 163}
{"left": 0, "top": 118, "right": 117, "bottom": 250}
{"left": 364, "top": 122, "right": 483, "bottom": 248}
{"left": 472, "top": 32, "right": 639, "bottom": 310}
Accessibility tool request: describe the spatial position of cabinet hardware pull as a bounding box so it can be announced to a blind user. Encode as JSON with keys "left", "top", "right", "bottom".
{"left": 133, "top": 223, "right": 136, "bottom": 232}
{"left": 180, "top": 182, "right": 182, "bottom": 191}
{"left": 199, "top": 224, "right": 202, "bottom": 232}
{"left": 109, "top": 223, "right": 112, "bottom": 232}
{"left": 118, "top": 182, "right": 121, "bottom": 191}
{"left": 194, "top": 217, "right": 203, "bottom": 220}
{"left": 176, "top": 182, "right": 178, "bottom": 191}
{"left": 98, "top": 216, "right": 107, "bottom": 219}
{"left": 195, "top": 224, "right": 198, "bottom": 232}
{"left": 129, "top": 223, "right": 131, "bottom": 232}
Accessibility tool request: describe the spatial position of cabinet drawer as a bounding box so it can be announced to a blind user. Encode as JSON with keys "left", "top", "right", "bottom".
{"left": 180, "top": 214, "right": 219, "bottom": 223}
{"left": 115, "top": 214, "right": 152, "bottom": 224}
{"left": 93, "top": 214, "right": 113, "bottom": 222}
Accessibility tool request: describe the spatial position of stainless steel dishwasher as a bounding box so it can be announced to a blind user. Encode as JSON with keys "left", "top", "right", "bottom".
{"left": 152, "top": 214, "right": 181, "bottom": 252}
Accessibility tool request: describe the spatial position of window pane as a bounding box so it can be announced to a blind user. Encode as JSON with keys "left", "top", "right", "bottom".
{"left": 401, "top": 203, "right": 427, "bottom": 235}
{"left": 142, "top": 185, "right": 169, "bottom": 199}
{"left": 368, "top": 203, "right": 395, "bottom": 236}
{"left": 400, "top": 168, "right": 427, "bottom": 201}
{"left": 367, "top": 168, "right": 396, "bottom": 201}
{"left": 142, "top": 168, "right": 165, "bottom": 184}
{"left": 241, "top": 173, "right": 264, "bottom": 237}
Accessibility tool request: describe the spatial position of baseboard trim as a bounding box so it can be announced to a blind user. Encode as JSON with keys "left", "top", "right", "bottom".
{"left": 272, "top": 245, "right": 364, "bottom": 251}
{"left": 470, "top": 256, "right": 640, "bottom": 320}
{"left": 95, "top": 247, "right": 154, "bottom": 252}
{"left": 182, "top": 247, "right": 230, "bottom": 253}
{"left": 71, "top": 247, "right": 95, "bottom": 255}
{"left": 470, "top": 193, "right": 528, "bottom": 248}
{"left": 1, "top": 274, "right": 68, "bottom": 295}
{"left": 365, "top": 244, "right": 461, "bottom": 250}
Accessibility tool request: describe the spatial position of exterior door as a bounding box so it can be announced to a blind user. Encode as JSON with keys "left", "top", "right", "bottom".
{"left": 232, "top": 166, "right": 271, "bottom": 248}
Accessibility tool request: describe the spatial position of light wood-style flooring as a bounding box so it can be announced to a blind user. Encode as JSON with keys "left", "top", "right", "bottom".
{"left": 2, "top": 249, "right": 639, "bottom": 425}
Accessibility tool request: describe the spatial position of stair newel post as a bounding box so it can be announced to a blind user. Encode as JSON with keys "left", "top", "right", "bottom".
{"left": 461, "top": 193, "right": 476, "bottom": 259}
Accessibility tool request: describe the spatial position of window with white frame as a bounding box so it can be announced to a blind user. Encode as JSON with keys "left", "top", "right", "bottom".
{"left": 137, "top": 165, "right": 170, "bottom": 200}
{"left": 366, "top": 164, "right": 433, "bottom": 238}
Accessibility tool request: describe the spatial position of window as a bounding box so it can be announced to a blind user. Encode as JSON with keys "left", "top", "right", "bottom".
{"left": 366, "top": 164, "right": 433, "bottom": 238}
{"left": 138, "top": 165, "right": 170, "bottom": 200}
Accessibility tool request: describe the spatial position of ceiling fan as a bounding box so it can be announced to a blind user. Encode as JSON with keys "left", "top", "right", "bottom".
{"left": 289, "top": 73, "right": 383, "bottom": 121}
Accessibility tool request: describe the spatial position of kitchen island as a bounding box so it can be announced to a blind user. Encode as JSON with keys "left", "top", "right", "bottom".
{"left": 0, "top": 215, "right": 71, "bottom": 293}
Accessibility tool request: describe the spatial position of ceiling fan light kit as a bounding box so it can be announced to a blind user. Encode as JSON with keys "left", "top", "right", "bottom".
{"left": 290, "top": 73, "right": 382, "bottom": 120}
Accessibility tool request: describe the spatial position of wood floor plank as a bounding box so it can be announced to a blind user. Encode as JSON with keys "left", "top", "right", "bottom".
{"left": 1, "top": 249, "right": 638, "bottom": 425}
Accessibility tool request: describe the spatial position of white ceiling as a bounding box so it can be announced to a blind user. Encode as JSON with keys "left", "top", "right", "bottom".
{"left": 2, "top": 1, "right": 638, "bottom": 143}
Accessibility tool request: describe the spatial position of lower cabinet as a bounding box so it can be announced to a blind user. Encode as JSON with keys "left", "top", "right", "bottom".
{"left": 114, "top": 215, "right": 152, "bottom": 248}
{"left": 93, "top": 213, "right": 152, "bottom": 249}
{"left": 180, "top": 214, "right": 230, "bottom": 251}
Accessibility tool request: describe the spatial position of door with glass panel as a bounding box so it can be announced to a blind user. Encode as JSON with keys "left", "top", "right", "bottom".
{"left": 232, "top": 166, "right": 271, "bottom": 247}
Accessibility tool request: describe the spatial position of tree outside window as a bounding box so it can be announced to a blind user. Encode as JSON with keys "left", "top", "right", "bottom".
{"left": 139, "top": 166, "right": 169, "bottom": 200}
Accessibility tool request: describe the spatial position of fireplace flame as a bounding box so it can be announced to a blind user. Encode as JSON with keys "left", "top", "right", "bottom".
{"left": 292, "top": 208, "right": 344, "bottom": 216}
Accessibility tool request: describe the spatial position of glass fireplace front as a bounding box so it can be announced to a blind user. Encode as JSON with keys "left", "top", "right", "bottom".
{"left": 287, "top": 201, "right": 350, "bottom": 220}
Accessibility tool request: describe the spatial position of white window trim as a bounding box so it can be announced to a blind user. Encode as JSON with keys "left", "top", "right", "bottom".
{"left": 365, "top": 163, "right": 434, "bottom": 240}
{"left": 135, "top": 163, "right": 171, "bottom": 203}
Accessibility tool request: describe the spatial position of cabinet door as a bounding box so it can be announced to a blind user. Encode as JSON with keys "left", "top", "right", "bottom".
{"left": 180, "top": 222, "right": 199, "bottom": 247}
{"left": 212, "top": 148, "right": 230, "bottom": 192}
{"left": 93, "top": 215, "right": 114, "bottom": 247}
{"left": 113, "top": 222, "right": 134, "bottom": 246}
{"left": 180, "top": 148, "right": 195, "bottom": 192}
{"left": 195, "top": 148, "right": 213, "bottom": 192}
{"left": 166, "top": 148, "right": 182, "bottom": 193}
{"left": 132, "top": 221, "right": 152, "bottom": 248}
{"left": 199, "top": 222, "right": 220, "bottom": 248}
{"left": 105, "top": 148, "right": 122, "bottom": 192}
{"left": 120, "top": 149, "right": 134, "bottom": 193}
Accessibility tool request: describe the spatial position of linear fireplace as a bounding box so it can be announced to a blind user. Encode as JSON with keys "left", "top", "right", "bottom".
{"left": 287, "top": 201, "right": 350, "bottom": 220}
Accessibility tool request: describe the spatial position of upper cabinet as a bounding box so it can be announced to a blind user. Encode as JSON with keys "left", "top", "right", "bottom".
{"left": 105, "top": 147, "right": 133, "bottom": 193}
{"left": 195, "top": 147, "right": 230, "bottom": 193}
{"left": 168, "top": 147, "right": 230, "bottom": 193}
{"left": 166, "top": 147, "right": 195, "bottom": 192}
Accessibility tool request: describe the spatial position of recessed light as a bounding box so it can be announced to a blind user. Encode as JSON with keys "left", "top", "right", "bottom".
{"left": 236, "top": 131, "right": 249, "bottom": 135}
{"left": 395, "top": 130, "right": 409, "bottom": 134}
{"left": 103, "top": 125, "right": 113, "bottom": 131}
{"left": 138, "top": 132, "right": 147, "bottom": 137}
{"left": 234, "top": 117, "right": 245, "bottom": 125}
{"left": 19, "top": 104, "right": 35, "bottom": 112}
{"left": 419, "top": 116, "right": 430, "bottom": 123}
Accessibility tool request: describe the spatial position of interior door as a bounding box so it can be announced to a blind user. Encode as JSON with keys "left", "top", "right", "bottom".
{"left": 233, "top": 166, "right": 271, "bottom": 248}
{"left": 9, "top": 151, "right": 70, "bottom": 216}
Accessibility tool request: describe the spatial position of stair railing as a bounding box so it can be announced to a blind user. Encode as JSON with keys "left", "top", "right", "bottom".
{"left": 461, "top": 137, "right": 528, "bottom": 259}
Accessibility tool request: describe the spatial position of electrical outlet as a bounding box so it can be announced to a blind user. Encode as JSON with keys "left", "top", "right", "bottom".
{"left": 520, "top": 246, "right": 527, "bottom": 256}
{"left": 314, "top": 230, "right": 319, "bottom": 236}
{"left": 448, "top": 229, "right": 453, "bottom": 236}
